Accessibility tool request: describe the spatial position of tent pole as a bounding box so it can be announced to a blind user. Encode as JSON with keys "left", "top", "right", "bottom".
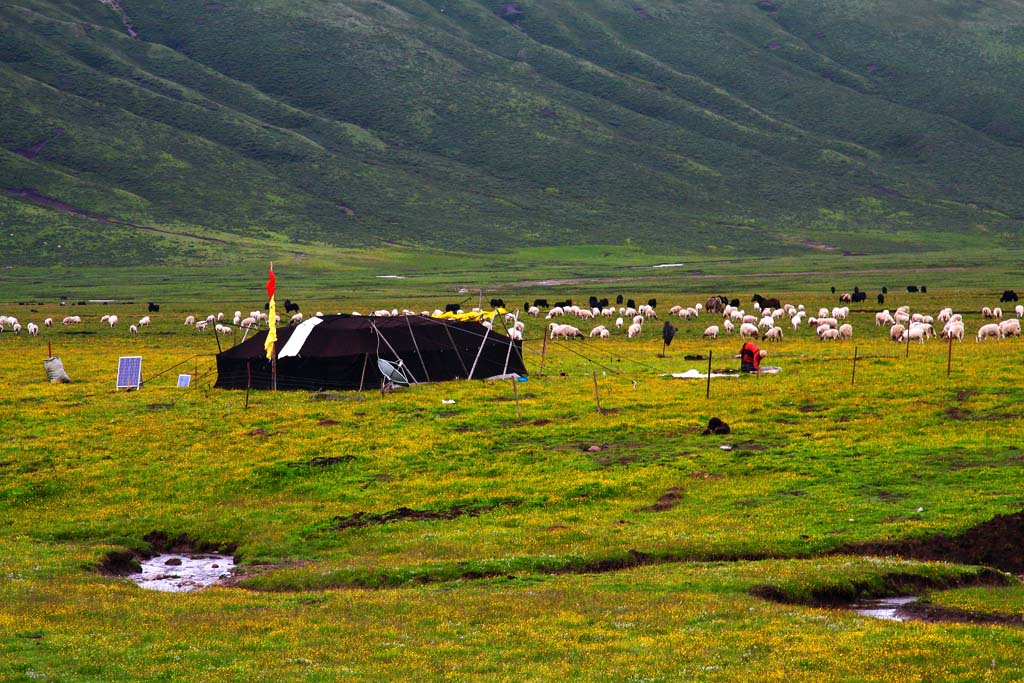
{"left": 359, "top": 353, "right": 369, "bottom": 392}
{"left": 371, "top": 321, "right": 419, "bottom": 384}
{"left": 405, "top": 315, "right": 431, "bottom": 382}
{"left": 429, "top": 316, "right": 470, "bottom": 378}
{"left": 494, "top": 309, "right": 525, "bottom": 377}
{"left": 467, "top": 323, "right": 492, "bottom": 380}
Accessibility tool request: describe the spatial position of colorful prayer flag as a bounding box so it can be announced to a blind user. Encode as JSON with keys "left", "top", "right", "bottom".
{"left": 265, "top": 264, "right": 277, "bottom": 360}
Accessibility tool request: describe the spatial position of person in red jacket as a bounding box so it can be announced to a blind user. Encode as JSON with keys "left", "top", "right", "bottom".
{"left": 740, "top": 341, "right": 767, "bottom": 373}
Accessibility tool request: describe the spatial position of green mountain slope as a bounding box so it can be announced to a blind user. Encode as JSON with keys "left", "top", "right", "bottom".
{"left": 2, "top": 0, "right": 1023, "bottom": 265}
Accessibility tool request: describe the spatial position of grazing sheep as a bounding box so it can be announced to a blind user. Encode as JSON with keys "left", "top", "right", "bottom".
{"left": 633, "top": 315, "right": 645, "bottom": 326}
{"left": 742, "top": 314, "right": 758, "bottom": 325}
{"left": 44, "top": 318, "right": 53, "bottom": 328}
{"left": 941, "top": 321, "right": 965, "bottom": 342}
{"left": 290, "top": 313, "right": 304, "bottom": 324}
{"left": 668, "top": 305, "right": 682, "bottom": 316}
{"left": 528, "top": 306, "right": 540, "bottom": 317}
{"left": 615, "top": 317, "right": 624, "bottom": 329}
{"left": 514, "top": 320, "right": 526, "bottom": 332}
{"left": 195, "top": 320, "right": 208, "bottom": 332}
{"left": 217, "top": 312, "right": 225, "bottom": 321}
{"left": 815, "top": 324, "right": 832, "bottom": 338}
{"left": 819, "top": 328, "right": 840, "bottom": 341}
{"left": 138, "top": 316, "right": 151, "bottom": 327}
{"left": 758, "top": 315, "right": 774, "bottom": 329}
{"left": 993, "top": 307, "right": 1003, "bottom": 319}
{"left": 129, "top": 324, "right": 139, "bottom": 336}
{"left": 548, "top": 322, "right": 582, "bottom": 339}
{"left": 240, "top": 317, "right": 257, "bottom": 329}
{"left": 890, "top": 324, "right": 907, "bottom": 342}
{"left": 108, "top": 315, "right": 119, "bottom": 328}
{"left": 875, "top": 310, "right": 894, "bottom": 326}
{"left": 982, "top": 306, "right": 994, "bottom": 318}
{"left": 184, "top": 315, "right": 196, "bottom": 325}
{"left": 27, "top": 322, "right": 39, "bottom": 336}
{"left": 703, "top": 325, "right": 719, "bottom": 339}
{"left": 507, "top": 328, "right": 523, "bottom": 341}
{"left": 1017, "top": 305, "right": 1024, "bottom": 318}
{"left": 12, "top": 322, "right": 22, "bottom": 335}
{"left": 999, "top": 319, "right": 1021, "bottom": 337}
{"left": 838, "top": 323, "right": 853, "bottom": 340}
{"left": 739, "top": 322, "right": 759, "bottom": 339}
{"left": 790, "top": 313, "right": 805, "bottom": 330}
{"left": 589, "top": 325, "right": 608, "bottom": 338}
{"left": 100, "top": 314, "right": 110, "bottom": 323}
{"left": 977, "top": 323, "right": 1002, "bottom": 341}
{"left": 723, "top": 320, "right": 735, "bottom": 334}
{"left": 627, "top": 322, "right": 643, "bottom": 339}
{"left": 762, "top": 326, "right": 784, "bottom": 341}
{"left": 937, "top": 308, "right": 953, "bottom": 324}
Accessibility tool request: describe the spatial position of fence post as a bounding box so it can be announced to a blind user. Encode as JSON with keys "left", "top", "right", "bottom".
{"left": 512, "top": 378, "right": 522, "bottom": 420}
{"left": 592, "top": 371, "right": 601, "bottom": 413}
{"left": 706, "top": 350, "right": 712, "bottom": 399}
{"left": 851, "top": 345, "right": 858, "bottom": 385}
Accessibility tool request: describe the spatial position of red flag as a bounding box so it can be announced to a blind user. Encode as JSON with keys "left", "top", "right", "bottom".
{"left": 266, "top": 265, "right": 276, "bottom": 300}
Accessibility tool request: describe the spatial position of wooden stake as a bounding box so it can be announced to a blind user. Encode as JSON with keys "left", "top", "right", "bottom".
{"left": 947, "top": 336, "right": 953, "bottom": 377}
{"left": 539, "top": 333, "right": 548, "bottom": 377}
{"left": 852, "top": 345, "right": 858, "bottom": 385}
{"left": 512, "top": 377, "right": 522, "bottom": 420}
{"left": 906, "top": 330, "right": 911, "bottom": 358}
{"left": 592, "top": 371, "right": 602, "bottom": 413}
{"left": 706, "top": 350, "right": 712, "bottom": 399}
{"left": 358, "top": 353, "right": 368, "bottom": 392}
{"left": 48, "top": 341, "right": 52, "bottom": 358}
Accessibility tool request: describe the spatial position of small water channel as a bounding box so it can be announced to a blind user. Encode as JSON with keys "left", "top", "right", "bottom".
{"left": 851, "top": 596, "right": 919, "bottom": 621}
{"left": 128, "top": 553, "right": 236, "bottom": 592}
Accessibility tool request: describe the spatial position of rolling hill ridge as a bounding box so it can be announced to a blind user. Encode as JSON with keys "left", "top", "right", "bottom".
{"left": 2, "top": 0, "right": 1023, "bottom": 266}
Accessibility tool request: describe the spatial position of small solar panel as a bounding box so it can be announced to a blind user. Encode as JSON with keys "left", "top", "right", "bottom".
{"left": 116, "top": 356, "right": 143, "bottom": 390}
{"left": 177, "top": 374, "right": 192, "bottom": 388}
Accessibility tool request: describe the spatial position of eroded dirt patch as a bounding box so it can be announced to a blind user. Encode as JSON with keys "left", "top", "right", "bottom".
{"left": 320, "top": 499, "right": 524, "bottom": 532}
{"left": 288, "top": 456, "right": 356, "bottom": 468}
{"left": 640, "top": 487, "right": 683, "bottom": 512}
{"left": 836, "top": 509, "right": 1024, "bottom": 574}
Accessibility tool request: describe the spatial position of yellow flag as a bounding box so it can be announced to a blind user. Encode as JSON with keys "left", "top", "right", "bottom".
{"left": 264, "top": 265, "right": 277, "bottom": 360}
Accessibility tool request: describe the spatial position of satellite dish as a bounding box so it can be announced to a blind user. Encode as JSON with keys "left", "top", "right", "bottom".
{"left": 377, "top": 358, "right": 411, "bottom": 387}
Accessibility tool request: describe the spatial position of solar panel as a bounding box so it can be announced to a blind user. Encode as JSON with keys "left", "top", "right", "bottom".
{"left": 177, "top": 374, "right": 192, "bottom": 388}
{"left": 116, "top": 356, "right": 143, "bottom": 390}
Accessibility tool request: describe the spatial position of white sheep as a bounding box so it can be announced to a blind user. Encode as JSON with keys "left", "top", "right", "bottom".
{"left": 763, "top": 326, "right": 784, "bottom": 341}
{"left": 507, "top": 328, "right": 523, "bottom": 341}
{"left": 184, "top": 315, "right": 196, "bottom": 325}
{"left": 615, "top": 317, "right": 624, "bottom": 329}
{"left": 195, "top": 320, "right": 208, "bottom": 332}
{"left": 739, "top": 322, "right": 759, "bottom": 339}
{"left": 108, "top": 315, "right": 119, "bottom": 328}
{"left": 528, "top": 306, "right": 540, "bottom": 317}
{"left": 758, "top": 316, "right": 774, "bottom": 330}
{"left": 815, "top": 324, "right": 832, "bottom": 338}
{"left": 27, "top": 322, "right": 39, "bottom": 336}
{"left": 240, "top": 317, "right": 257, "bottom": 329}
{"left": 875, "top": 311, "right": 894, "bottom": 326}
{"left": 129, "top": 324, "right": 139, "bottom": 336}
{"left": 890, "top": 324, "right": 907, "bottom": 342}
{"left": 290, "top": 313, "right": 304, "bottom": 324}
{"left": 702, "top": 325, "right": 719, "bottom": 339}
{"left": 44, "top": 318, "right": 53, "bottom": 328}
{"left": 941, "top": 321, "right": 965, "bottom": 342}
{"left": 100, "top": 314, "right": 110, "bottom": 323}
{"left": 633, "top": 315, "right": 644, "bottom": 326}
{"left": 514, "top": 320, "right": 525, "bottom": 332}
{"left": 790, "top": 313, "right": 805, "bottom": 330}
{"left": 1017, "top": 305, "right": 1024, "bottom": 318}
{"left": 627, "top": 322, "right": 643, "bottom": 339}
{"left": 589, "top": 325, "right": 608, "bottom": 338}
{"left": 742, "top": 314, "right": 758, "bottom": 325}
{"left": 999, "top": 319, "right": 1020, "bottom": 337}
{"left": 12, "top": 322, "right": 22, "bottom": 335}
{"left": 545, "top": 306, "right": 565, "bottom": 319}
{"left": 977, "top": 323, "right": 1002, "bottom": 341}
{"left": 217, "top": 312, "right": 225, "bottom": 321}
{"left": 548, "top": 322, "right": 581, "bottom": 339}
{"left": 993, "top": 307, "right": 1003, "bottom": 319}
{"left": 138, "top": 316, "right": 151, "bottom": 327}
{"left": 819, "top": 328, "right": 840, "bottom": 341}
{"left": 838, "top": 323, "right": 853, "bottom": 340}
{"left": 982, "top": 306, "right": 994, "bottom": 318}
{"left": 723, "top": 320, "right": 735, "bottom": 334}
{"left": 937, "top": 308, "right": 953, "bottom": 324}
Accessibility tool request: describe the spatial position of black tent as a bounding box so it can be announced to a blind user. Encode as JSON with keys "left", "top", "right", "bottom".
{"left": 215, "top": 314, "right": 527, "bottom": 391}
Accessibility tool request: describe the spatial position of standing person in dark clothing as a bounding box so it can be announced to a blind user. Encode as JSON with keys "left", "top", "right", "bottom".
{"left": 739, "top": 341, "right": 767, "bottom": 373}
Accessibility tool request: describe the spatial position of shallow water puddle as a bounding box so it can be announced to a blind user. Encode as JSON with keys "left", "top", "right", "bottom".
{"left": 851, "top": 596, "right": 918, "bottom": 621}
{"left": 130, "top": 553, "right": 235, "bottom": 592}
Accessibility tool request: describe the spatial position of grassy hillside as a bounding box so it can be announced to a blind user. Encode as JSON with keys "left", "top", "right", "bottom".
{"left": 1, "top": 0, "right": 1024, "bottom": 267}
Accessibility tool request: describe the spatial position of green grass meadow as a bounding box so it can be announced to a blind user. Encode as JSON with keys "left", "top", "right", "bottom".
{"left": 2, "top": 282, "right": 1023, "bottom": 681}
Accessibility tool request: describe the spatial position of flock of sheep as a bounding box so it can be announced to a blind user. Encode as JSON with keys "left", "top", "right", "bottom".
{"left": 535, "top": 298, "right": 1024, "bottom": 345}
{"left": 3, "top": 298, "right": 1022, "bottom": 347}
